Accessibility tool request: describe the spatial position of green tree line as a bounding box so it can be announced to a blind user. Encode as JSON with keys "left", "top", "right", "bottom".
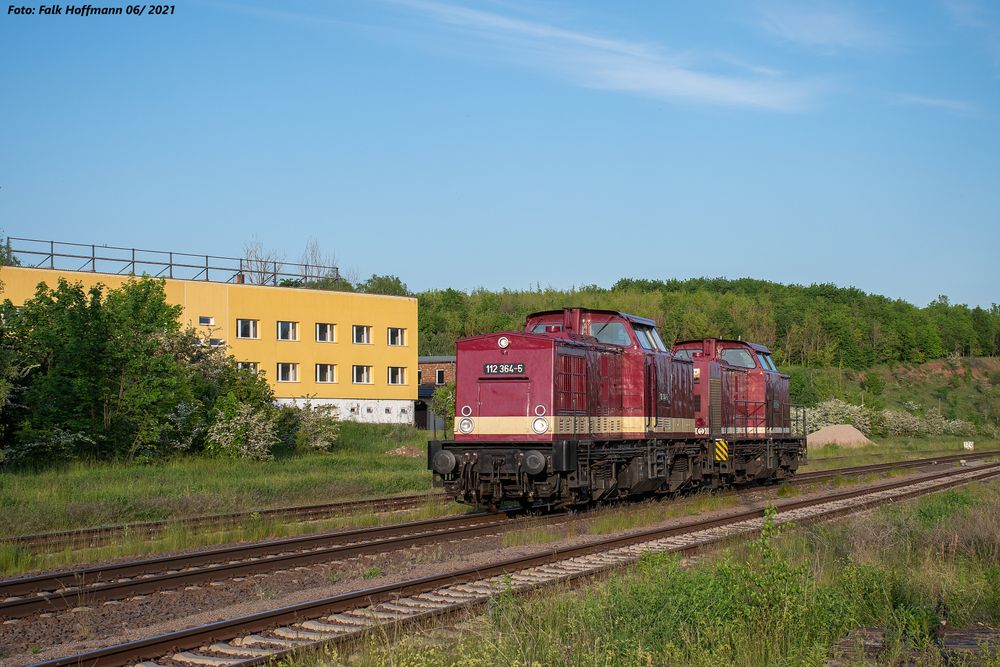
{"left": 416, "top": 278, "right": 1000, "bottom": 369}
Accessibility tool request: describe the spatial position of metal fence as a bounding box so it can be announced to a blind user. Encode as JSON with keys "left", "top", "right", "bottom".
{"left": 6, "top": 237, "right": 339, "bottom": 286}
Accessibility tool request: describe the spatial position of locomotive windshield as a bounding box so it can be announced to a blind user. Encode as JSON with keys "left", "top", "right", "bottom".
{"left": 721, "top": 347, "right": 757, "bottom": 369}
{"left": 589, "top": 321, "right": 631, "bottom": 346}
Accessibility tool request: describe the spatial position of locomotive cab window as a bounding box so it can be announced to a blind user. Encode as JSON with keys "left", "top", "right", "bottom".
{"left": 531, "top": 323, "right": 563, "bottom": 333}
{"left": 635, "top": 328, "right": 655, "bottom": 351}
{"left": 757, "top": 353, "right": 777, "bottom": 371}
{"left": 721, "top": 348, "right": 757, "bottom": 369}
{"left": 634, "top": 325, "right": 666, "bottom": 351}
{"left": 589, "top": 321, "right": 631, "bottom": 346}
{"left": 649, "top": 327, "right": 668, "bottom": 351}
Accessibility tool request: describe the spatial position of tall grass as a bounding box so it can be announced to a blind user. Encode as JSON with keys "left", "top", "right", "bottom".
{"left": 344, "top": 482, "right": 1000, "bottom": 667}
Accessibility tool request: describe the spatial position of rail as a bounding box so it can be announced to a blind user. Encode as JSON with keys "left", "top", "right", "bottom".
{"left": 5, "top": 236, "right": 339, "bottom": 286}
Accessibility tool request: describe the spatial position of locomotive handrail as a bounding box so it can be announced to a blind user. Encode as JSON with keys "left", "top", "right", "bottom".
{"left": 732, "top": 399, "right": 767, "bottom": 437}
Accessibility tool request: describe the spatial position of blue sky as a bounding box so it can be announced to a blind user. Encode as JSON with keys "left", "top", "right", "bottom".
{"left": 2, "top": 1, "right": 998, "bottom": 307}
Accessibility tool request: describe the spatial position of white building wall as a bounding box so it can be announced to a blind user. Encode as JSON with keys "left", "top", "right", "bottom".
{"left": 275, "top": 397, "right": 414, "bottom": 425}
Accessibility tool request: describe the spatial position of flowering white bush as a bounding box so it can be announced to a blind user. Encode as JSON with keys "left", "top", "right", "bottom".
{"left": 294, "top": 401, "right": 340, "bottom": 452}
{"left": 206, "top": 403, "right": 278, "bottom": 461}
{"left": 806, "top": 399, "right": 978, "bottom": 437}
{"left": 876, "top": 409, "right": 921, "bottom": 437}
{"left": 806, "top": 399, "right": 872, "bottom": 434}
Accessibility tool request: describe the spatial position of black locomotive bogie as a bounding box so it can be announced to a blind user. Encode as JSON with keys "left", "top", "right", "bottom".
{"left": 429, "top": 437, "right": 802, "bottom": 510}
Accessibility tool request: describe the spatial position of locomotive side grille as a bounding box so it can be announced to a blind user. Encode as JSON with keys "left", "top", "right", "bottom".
{"left": 709, "top": 378, "right": 722, "bottom": 433}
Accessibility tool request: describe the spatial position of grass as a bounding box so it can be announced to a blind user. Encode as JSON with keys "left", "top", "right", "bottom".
{"left": 339, "top": 480, "right": 1000, "bottom": 667}
{"left": 0, "top": 422, "right": 434, "bottom": 538}
{"left": 0, "top": 423, "right": 459, "bottom": 576}
{"left": 802, "top": 436, "right": 999, "bottom": 472}
{"left": 0, "top": 496, "right": 463, "bottom": 576}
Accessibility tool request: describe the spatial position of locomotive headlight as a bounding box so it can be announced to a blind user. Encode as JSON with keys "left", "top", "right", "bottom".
{"left": 497, "top": 336, "right": 510, "bottom": 349}
{"left": 458, "top": 417, "right": 475, "bottom": 434}
{"left": 531, "top": 417, "right": 549, "bottom": 434}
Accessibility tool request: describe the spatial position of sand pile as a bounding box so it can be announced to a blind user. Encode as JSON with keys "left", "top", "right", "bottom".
{"left": 807, "top": 424, "right": 873, "bottom": 448}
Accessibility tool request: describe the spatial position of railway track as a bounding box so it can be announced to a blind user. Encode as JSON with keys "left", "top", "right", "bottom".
{"left": 30, "top": 461, "right": 1000, "bottom": 667}
{"left": 6, "top": 492, "right": 447, "bottom": 551}
{"left": 3, "top": 450, "right": 996, "bottom": 620}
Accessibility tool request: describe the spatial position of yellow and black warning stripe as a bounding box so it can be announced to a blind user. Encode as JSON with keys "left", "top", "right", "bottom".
{"left": 714, "top": 439, "right": 729, "bottom": 462}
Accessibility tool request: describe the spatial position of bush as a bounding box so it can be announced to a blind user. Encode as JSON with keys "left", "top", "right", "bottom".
{"left": 292, "top": 401, "right": 340, "bottom": 452}
{"left": 807, "top": 398, "right": 978, "bottom": 437}
{"left": 806, "top": 399, "right": 872, "bottom": 434}
{"left": 431, "top": 383, "right": 456, "bottom": 432}
{"left": 0, "top": 427, "right": 94, "bottom": 469}
{"left": 205, "top": 402, "right": 279, "bottom": 461}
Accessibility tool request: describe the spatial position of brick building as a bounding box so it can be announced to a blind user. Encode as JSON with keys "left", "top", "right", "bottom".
{"left": 415, "top": 355, "right": 455, "bottom": 429}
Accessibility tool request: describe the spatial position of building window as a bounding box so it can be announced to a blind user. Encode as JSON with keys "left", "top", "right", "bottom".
{"left": 436, "top": 369, "right": 445, "bottom": 385}
{"left": 387, "top": 327, "right": 406, "bottom": 346}
{"left": 316, "top": 363, "right": 336, "bottom": 383}
{"left": 353, "top": 325, "right": 371, "bottom": 344}
{"left": 237, "top": 361, "right": 259, "bottom": 373}
{"left": 277, "top": 321, "right": 298, "bottom": 341}
{"left": 352, "top": 365, "right": 372, "bottom": 384}
{"left": 387, "top": 366, "right": 406, "bottom": 385}
{"left": 316, "top": 323, "right": 336, "bottom": 343}
{"left": 277, "top": 362, "right": 299, "bottom": 382}
{"left": 199, "top": 315, "right": 214, "bottom": 326}
{"left": 236, "top": 319, "right": 259, "bottom": 339}
{"left": 209, "top": 338, "right": 225, "bottom": 347}
{"left": 417, "top": 370, "right": 422, "bottom": 384}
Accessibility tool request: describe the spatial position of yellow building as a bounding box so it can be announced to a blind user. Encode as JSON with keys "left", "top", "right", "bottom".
{"left": 0, "top": 265, "right": 418, "bottom": 424}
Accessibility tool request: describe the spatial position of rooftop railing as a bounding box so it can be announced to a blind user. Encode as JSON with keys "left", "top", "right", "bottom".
{"left": 6, "top": 237, "right": 339, "bottom": 286}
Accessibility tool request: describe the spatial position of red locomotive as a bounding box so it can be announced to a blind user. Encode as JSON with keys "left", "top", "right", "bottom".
{"left": 428, "top": 308, "right": 806, "bottom": 510}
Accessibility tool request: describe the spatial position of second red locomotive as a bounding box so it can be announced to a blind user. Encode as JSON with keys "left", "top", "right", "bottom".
{"left": 428, "top": 308, "right": 806, "bottom": 510}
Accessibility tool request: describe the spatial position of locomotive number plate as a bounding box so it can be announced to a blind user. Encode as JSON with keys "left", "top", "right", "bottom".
{"left": 483, "top": 363, "right": 526, "bottom": 375}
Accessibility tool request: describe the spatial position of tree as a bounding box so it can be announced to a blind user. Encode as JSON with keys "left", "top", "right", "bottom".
{"left": 0, "top": 232, "right": 19, "bottom": 267}
{"left": 242, "top": 239, "right": 283, "bottom": 285}
{"left": 0, "top": 277, "right": 277, "bottom": 467}
{"left": 357, "top": 274, "right": 410, "bottom": 297}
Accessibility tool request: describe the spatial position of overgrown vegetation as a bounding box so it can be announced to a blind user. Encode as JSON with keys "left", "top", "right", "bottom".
{"left": 0, "top": 277, "right": 339, "bottom": 468}
{"left": 788, "top": 355, "right": 1000, "bottom": 427}
{"left": 348, "top": 484, "right": 1000, "bottom": 666}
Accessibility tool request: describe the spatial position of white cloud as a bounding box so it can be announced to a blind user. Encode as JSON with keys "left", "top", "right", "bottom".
{"left": 389, "top": 0, "right": 821, "bottom": 112}
{"left": 756, "top": 2, "right": 894, "bottom": 51}
{"left": 943, "top": 0, "right": 1000, "bottom": 66}
{"left": 894, "top": 93, "right": 977, "bottom": 113}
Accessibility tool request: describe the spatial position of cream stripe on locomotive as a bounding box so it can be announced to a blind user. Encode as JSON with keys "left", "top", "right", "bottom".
{"left": 460, "top": 415, "right": 696, "bottom": 436}
{"left": 721, "top": 427, "right": 792, "bottom": 435}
